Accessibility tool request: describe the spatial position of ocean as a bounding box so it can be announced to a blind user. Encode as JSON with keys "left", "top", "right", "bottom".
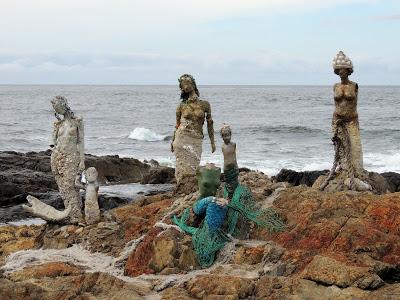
{"left": 1, "top": 85, "right": 399, "bottom": 176}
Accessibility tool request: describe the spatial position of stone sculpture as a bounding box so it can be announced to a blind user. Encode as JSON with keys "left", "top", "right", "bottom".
{"left": 316, "top": 51, "right": 372, "bottom": 192}
{"left": 173, "top": 159, "right": 285, "bottom": 267}
{"left": 84, "top": 167, "right": 100, "bottom": 225}
{"left": 171, "top": 74, "right": 216, "bottom": 186}
{"left": 23, "top": 96, "right": 85, "bottom": 223}
{"left": 220, "top": 124, "right": 239, "bottom": 199}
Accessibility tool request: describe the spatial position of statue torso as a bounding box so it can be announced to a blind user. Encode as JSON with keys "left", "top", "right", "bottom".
{"left": 178, "top": 97, "right": 208, "bottom": 137}
{"left": 222, "top": 143, "right": 237, "bottom": 169}
{"left": 53, "top": 118, "right": 80, "bottom": 154}
{"left": 333, "top": 82, "right": 358, "bottom": 120}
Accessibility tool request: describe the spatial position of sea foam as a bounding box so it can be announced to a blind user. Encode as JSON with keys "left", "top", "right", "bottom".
{"left": 128, "top": 127, "right": 167, "bottom": 142}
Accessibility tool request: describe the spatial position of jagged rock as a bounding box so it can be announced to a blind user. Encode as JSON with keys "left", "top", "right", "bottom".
{"left": 141, "top": 166, "right": 175, "bottom": 184}
{"left": 233, "top": 245, "right": 265, "bottom": 265}
{"left": 0, "top": 191, "right": 129, "bottom": 223}
{"left": 0, "top": 150, "right": 166, "bottom": 208}
{"left": 251, "top": 186, "right": 400, "bottom": 279}
{"left": 275, "top": 168, "right": 329, "bottom": 186}
{"left": 302, "top": 255, "right": 371, "bottom": 288}
{"left": 381, "top": 171, "right": 400, "bottom": 192}
{"left": 0, "top": 225, "right": 44, "bottom": 265}
{"left": 8, "top": 262, "right": 84, "bottom": 281}
{"left": 0, "top": 272, "right": 147, "bottom": 300}
{"left": 1, "top": 171, "right": 400, "bottom": 299}
{"left": 255, "top": 276, "right": 371, "bottom": 299}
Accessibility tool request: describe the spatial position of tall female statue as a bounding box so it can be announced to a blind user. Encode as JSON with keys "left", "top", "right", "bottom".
{"left": 318, "top": 51, "right": 371, "bottom": 191}
{"left": 171, "top": 74, "right": 216, "bottom": 186}
{"left": 24, "top": 96, "right": 85, "bottom": 223}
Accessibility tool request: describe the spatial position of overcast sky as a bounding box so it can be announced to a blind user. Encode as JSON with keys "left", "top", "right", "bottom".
{"left": 0, "top": 0, "right": 399, "bottom": 84}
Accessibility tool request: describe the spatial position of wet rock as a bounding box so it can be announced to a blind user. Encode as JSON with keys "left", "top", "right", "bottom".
{"left": 0, "top": 191, "right": 129, "bottom": 223}
{"left": 381, "top": 171, "right": 400, "bottom": 192}
{"left": 141, "top": 166, "right": 175, "bottom": 184}
{"left": 275, "top": 168, "right": 329, "bottom": 186}
{"left": 0, "top": 150, "right": 160, "bottom": 208}
{"left": 85, "top": 153, "right": 151, "bottom": 184}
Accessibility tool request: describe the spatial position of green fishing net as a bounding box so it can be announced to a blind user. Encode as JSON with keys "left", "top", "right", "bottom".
{"left": 173, "top": 167, "right": 285, "bottom": 267}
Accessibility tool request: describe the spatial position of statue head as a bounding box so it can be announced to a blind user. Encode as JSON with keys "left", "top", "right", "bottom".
{"left": 85, "top": 167, "right": 98, "bottom": 183}
{"left": 220, "top": 124, "right": 232, "bottom": 144}
{"left": 179, "top": 74, "right": 200, "bottom": 101}
{"left": 332, "top": 51, "right": 353, "bottom": 78}
{"left": 197, "top": 163, "right": 221, "bottom": 198}
{"left": 51, "top": 96, "right": 74, "bottom": 119}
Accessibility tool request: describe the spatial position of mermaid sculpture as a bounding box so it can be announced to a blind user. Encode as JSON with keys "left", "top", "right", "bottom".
{"left": 23, "top": 96, "right": 85, "bottom": 223}
{"left": 316, "top": 51, "right": 372, "bottom": 192}
{"left": 171, "top": 74, "right": 216, "bottom": 187}
{"left": 173, "top": 126, "right": 284, "bottom": 267}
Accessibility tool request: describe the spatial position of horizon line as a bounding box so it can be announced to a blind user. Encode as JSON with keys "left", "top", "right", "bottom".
{"left": 1, "top": 83, "right": 400, "bottom": 87}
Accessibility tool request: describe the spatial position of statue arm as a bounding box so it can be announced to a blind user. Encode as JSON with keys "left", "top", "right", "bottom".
{"left": 171, "top": 104, "right": 182, "bottom": 152}
{"left": 49, "top": 121, "right": 59, "bottom": 148}
{"left": 77, "top": 118, "right": 85, "bottom": 172}
{"left": 175, "top": 103, "right": 182, "bottom": 129}
{"left": 204, "top": 101, "right": 216, "bottom": 153}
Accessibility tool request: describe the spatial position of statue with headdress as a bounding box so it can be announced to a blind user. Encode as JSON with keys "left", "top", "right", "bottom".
{"left": 315, "top": 51, "right": 386, "bottom": 192}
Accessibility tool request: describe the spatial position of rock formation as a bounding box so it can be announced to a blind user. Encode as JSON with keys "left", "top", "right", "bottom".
{"left": 1, "top": 171, "right": 399, "bottom": 299}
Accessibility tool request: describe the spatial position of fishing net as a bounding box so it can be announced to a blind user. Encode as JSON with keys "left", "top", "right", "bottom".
{"left": 172, "top": 166, "right": 285, "bottom": 267}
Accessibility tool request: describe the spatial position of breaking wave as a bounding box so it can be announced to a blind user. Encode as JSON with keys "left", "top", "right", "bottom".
{"left": 128, "top": 128, "right": 170, "bottom": 142}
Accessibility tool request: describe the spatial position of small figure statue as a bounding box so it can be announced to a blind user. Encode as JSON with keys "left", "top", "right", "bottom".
{"left": 171, "top": 74, "right": 216, "bottom": 187}
{"left": 317, "top": 51, "right": 371, "bottom": 192}
{"left": 220, "top": 124, "right": 238, "bottom": 199}
{"left": 84, "top": 167, "right": 100, "bottom": 225}
{"left": 23, "top": 96, "right": 85, "bottom": 223}
{"left": 173, "top": 161, "right": 284, "bottom": 267}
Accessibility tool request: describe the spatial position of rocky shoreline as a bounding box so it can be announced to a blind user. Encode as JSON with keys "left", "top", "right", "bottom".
{"left": 0, "top": 150, "right": 175, "bottom": 223}
{"left": 0, "top": 154, "right": 399, "bottom": 299}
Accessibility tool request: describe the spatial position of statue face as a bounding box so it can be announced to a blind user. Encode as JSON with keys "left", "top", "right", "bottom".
{"left": 85, "top": 167, "right": 98, "bottom": 182}
{"left": 197, "top": 167, "right": 221, "bottom": 198}
{"left": 221, "top": 131, "right": 231, "bottom": 144}
{"left": 51, "top": 100, "right": 67, "bottom": 115}
{"left": 338, "top": 68, "right": 349, "bottom": 79}
{"left": 180, "top": 78, "right": 194, "bottom": 94}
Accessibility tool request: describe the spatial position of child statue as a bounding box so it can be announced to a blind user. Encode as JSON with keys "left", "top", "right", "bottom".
{"left": 220, "top": 124, "right": 238, "bottom": 199}
{"left": 84, "top": 167, "right": 100, "bottom": 225}
{"left": 173, "top": 143, "right": 285, "bottom": 267}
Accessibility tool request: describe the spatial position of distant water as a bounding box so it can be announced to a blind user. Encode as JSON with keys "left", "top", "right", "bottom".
{"left": 1, "top": 85, "right": 399, "bottom": 175}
